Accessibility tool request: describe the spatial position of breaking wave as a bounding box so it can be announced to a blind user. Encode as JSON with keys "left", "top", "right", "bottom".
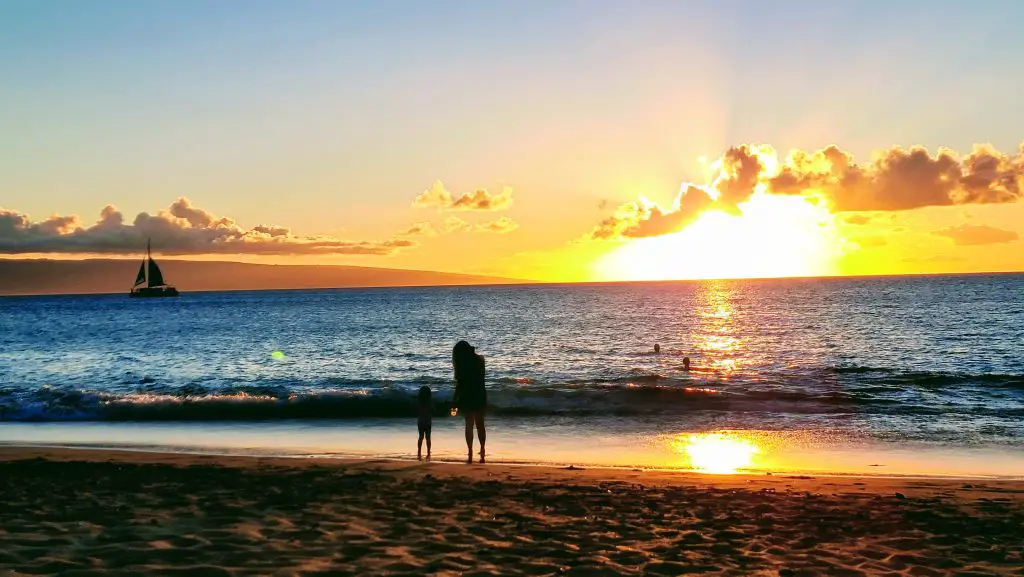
{"left": 2, "top": 367, "right": 1022, "bottom": 422}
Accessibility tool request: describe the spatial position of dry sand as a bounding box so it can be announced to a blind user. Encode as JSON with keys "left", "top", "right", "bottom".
{"left": 1, "top": 447, "right": 1023, "bottom": 576}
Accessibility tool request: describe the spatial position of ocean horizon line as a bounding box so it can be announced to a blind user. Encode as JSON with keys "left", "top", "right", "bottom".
{"left": 1, "top": 266, "right": 1022, "bottom": 298}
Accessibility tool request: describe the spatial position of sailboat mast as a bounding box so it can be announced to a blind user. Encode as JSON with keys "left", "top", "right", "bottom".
{"left": 146, "top": 239, "right": 151, "bottom": 283}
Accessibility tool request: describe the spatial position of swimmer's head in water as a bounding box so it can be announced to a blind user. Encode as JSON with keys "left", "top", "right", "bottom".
{"left": 683, "top": 357, "right": 691, "bottom": 369}
{"left": 654, "top": 344, "right": 661, "bottom": 353}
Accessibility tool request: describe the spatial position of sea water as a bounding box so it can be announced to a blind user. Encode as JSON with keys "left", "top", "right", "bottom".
{"left": 2, "top": 275, "right": 1023, "bottom": 476}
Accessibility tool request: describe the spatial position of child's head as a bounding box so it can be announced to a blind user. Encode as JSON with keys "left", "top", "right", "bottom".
{"left": 418, "top": 385, "right": 432, "bottom": 404}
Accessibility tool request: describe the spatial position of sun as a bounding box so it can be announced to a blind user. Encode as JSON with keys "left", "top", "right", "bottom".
{"left": 595, "top": 194, "right": 843, "bottom": 281}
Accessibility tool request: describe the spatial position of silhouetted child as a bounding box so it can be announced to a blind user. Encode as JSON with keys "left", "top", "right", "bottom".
{"left": 417, "top": 386, "right": 432, "bottom": 460}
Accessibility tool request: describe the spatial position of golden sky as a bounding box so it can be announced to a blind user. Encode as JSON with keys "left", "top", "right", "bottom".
{"left": 3, "top": 3, "right": 1024, "bottom": 282}
{"left": 4, "top": 142, "right": 1023, "bottom": 282}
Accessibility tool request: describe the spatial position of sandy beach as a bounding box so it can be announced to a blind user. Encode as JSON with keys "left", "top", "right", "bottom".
{"left": 0, "top": 448, "right": 1021, "bottom": 576}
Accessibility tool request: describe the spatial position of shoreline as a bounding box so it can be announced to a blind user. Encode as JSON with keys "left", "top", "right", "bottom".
{"left": 4, "top": 440, "right": 1024, "bottom": 482}
{"left": 4, "top": 417, "right": 1024, "bottom": 480}
{"left": 2, "top": 446, "right": 1023, "bottom": 575}
{"left": 5, "top": 444, "right": 1024, "bottom": 489}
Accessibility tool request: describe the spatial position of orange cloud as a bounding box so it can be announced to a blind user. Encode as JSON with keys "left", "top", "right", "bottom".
{"left": 591, "top": 186, "right": 714, "bottom": 240}
{"left": 473, "top": 216, "right": 519, "bottom": 234}
{"left": 399, "top": 221, "right": 438, "bottom": 237}
{"left": 712, "top": 145, "right": 769, "bottom": 209}
{"left": 413, "top": 180, "right": 514, "bottom": 211}
{"left": 769, "top": 144, "right": 1023, "bottom": 211}
{"left": 400, "top": 215, "right": 518, "bottom": 236}
{"left": 0, "top": 198, "right": 416, "bottom": 255}
{"left": 591, "top": 142, "right": 1024, "bottom": 240}
{"left": 251, "top": 224, "right": 290, "bottom": 237}
{"left": 442, "top": 216, "right": 470, "bottom": 232}
{"left": 933, "top": 224, "right": 1020, "bottom": 246}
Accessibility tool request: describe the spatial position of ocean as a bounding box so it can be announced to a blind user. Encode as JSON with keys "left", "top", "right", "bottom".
{"left": 2, "top": 274, "right": 1023, "bottom": 477}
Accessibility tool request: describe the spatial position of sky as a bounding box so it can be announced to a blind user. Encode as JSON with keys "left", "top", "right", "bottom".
{"left": 2, "top": 0, "right": 1024, "bottom": 281}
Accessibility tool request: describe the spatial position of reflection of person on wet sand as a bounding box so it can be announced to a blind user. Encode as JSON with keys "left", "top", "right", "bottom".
{"left": 452, "top": 340, "right": 487, "bottom": 464}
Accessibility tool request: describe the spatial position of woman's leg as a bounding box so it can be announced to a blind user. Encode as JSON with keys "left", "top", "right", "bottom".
{"left": 464, "top": 413, "right": 475, "bottom": 463}
{"left": 474, "top": 413, "right": 486, "bottom": 462}
{"left": 417, "top": 430, "right": 424, "bottom": 460}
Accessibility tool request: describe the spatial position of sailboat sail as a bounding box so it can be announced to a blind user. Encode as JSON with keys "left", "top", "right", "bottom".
{"left": 147, "top": 258, "right": 165, "bottom": 287}
{"left": 130, "top": 239, "right": 178, "bottom": 297}
{"left": 134, "top": 261, "right": 147, "bottom": 286}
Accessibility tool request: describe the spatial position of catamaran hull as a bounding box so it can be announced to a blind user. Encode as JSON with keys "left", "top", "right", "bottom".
{"left": 130, "top": 287, "right": 180, "bottom": 298}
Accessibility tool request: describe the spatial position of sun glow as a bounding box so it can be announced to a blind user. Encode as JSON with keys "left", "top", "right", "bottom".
{"left": 673, "top": 432, "right": 760, "bottom": 474}
{"left": 596, "top": 194, "right": 843, "bottom": 281}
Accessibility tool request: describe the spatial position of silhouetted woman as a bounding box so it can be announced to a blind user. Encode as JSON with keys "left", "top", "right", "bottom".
{"left": 452, "top": 340, "right": 487, "bottom": 463}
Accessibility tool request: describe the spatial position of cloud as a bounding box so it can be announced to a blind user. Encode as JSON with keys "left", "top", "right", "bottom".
{"left": 251, "top": 224, "right": 290, "bottom": 237}
{"left": 0, "top": 198, "right": 416, "bottom": 255}
{"left": 399, "top": 222, "right": 438, "bottom": 237}
{"left": 591, "top": 186, "right": 714, "bottom": 240}
{"left": 473, "top": 216, "right": 519, "bottom": 234}
{"left": 712, "top": 145, "right": 769, "bottom": 209}
{"left": 399, "top": 215, "right": 518, "bottom": 237}
{"left": 590, "top": 141, "right": 1024, "bottom": 240}
{"left": 413, "top": 180, "right": 514, "bottom": 211}
{"left": 442, "top": 216, "right": 469, "bottom": 233}
{"left": 933, "top": 224, "right": 1020, "bottom": 246}
{"left": 768, "top": 143, "right": 1024, "bottom": 211}
{"left": 843, "top": 215, "right": 873, "bottom": 225}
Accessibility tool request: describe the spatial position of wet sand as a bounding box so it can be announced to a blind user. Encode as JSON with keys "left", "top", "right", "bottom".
{"left": 1, "top": 447, "right": 1023, "bottom": 576}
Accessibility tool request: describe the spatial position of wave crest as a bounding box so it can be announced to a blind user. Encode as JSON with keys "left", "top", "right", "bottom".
{"left": 2, "top": 368, "right": 1021, "bottom": 422}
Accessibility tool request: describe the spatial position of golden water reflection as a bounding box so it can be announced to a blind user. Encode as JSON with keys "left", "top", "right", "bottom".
{"left": 670, "top": 431, "right": 761, "bottom": 474}
{"left": 694, "top": 282, "right": 743, "bottom": 374}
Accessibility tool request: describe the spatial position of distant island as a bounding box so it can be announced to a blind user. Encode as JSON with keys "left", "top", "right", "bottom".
{"left": 0, "top": 259, "right": 533, "bottom": 296}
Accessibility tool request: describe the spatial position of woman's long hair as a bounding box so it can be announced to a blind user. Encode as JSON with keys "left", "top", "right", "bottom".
{"left": 452, "top": 340, "right": 475, "bottom": 373}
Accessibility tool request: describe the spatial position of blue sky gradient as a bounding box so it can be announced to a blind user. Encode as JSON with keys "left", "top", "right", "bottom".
{"left": 3, "top": 0, "right": 1023, "bottom": 255}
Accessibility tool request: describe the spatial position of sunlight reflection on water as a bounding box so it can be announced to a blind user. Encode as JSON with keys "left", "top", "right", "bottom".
{"left": 694, "top": 282, "right": 744, "bottom": 376}
{"left": 670, "top": 431, "right": 760, "bottom": 474}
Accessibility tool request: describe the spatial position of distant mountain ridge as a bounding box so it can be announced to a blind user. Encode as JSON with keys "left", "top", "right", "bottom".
{"left": 0, "top": 259, "right": 532, "bottom": 296}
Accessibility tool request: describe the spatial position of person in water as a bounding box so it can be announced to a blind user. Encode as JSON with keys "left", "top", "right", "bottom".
{"left": 452, "top": 340, "right": 487, "bottom": 463}
{"left": 417, "top": 386, "right": 432, "bottom": 460}
{"left": 654, "top": 343, "right": 661, "bottom": 354}
{"left": 683, "top": 357, "right": 691, "bottom": 371}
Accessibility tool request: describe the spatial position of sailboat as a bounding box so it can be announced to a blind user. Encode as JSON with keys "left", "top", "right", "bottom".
{"left": 129, "top": 240, "right": 179, "bottom": 298}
